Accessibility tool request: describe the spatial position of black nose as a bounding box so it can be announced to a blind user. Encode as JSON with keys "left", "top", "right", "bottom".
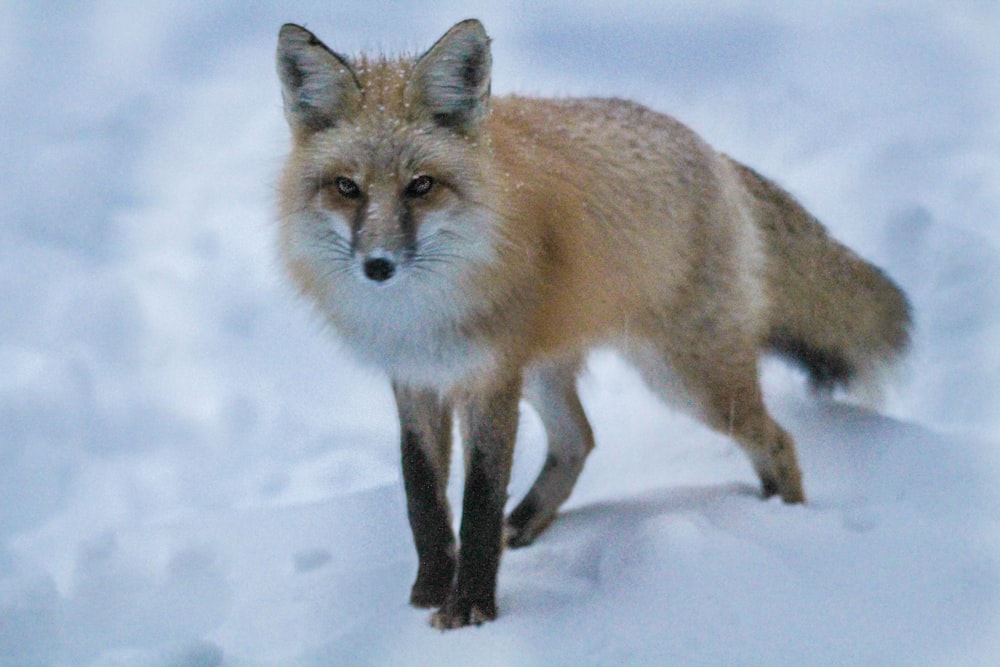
{"left": 363, "top": 257, "right": 396, "bottom": 282}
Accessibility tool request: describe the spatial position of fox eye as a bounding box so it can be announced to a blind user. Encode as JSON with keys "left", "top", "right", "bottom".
{"left": 334, "top": 176, "right": 361, "bottom": 199}
{"left": 405, "top": 174, "right": 434, "bottom": 198}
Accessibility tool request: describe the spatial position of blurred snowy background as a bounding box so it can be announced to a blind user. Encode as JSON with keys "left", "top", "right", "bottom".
{"left": 1, "top": 2, "right": 998, "bottom": 665}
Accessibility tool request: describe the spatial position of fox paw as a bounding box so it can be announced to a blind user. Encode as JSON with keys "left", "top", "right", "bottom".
{"left": 504, "top": 498, "right": 557, "bottom": 549}
{"left": 409, "top": 558, "right": 455, "bottom": 608}
{"left": 410, "top": 581, "right": 450, "bottom": 609}
{"left": 760, "top": 473, "right": 806, "bottom": 504}
{"left": 429, "top": 595, "right": 497, "bottom": 630}
{"left": 410, "top": 571, "right": 453, "bottom": 609}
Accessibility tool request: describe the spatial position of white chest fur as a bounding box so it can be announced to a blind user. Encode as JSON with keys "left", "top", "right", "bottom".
{"left": 323, "top": 270, "right": 500, "bottom": 391}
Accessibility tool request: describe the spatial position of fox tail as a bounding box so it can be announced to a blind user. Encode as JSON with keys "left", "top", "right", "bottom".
{"left": 732, "top": 158, "right": 912, "bottom": 399}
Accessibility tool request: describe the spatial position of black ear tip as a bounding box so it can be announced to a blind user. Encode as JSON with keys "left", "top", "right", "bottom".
{"left": 451, "top": 18, "right": 489, "bottom": 41}
{"left": 279, "top": 23, "right": 307, "bottom": 38}
{"left": 278, "top": 23, "right": 322, "bottom": 49}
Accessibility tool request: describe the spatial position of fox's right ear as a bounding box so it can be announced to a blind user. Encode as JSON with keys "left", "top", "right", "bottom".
{"left": 276, "top": 24, "right": 361, "bottom": 135}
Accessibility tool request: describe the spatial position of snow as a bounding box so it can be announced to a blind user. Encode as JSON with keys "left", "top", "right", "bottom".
{"left": 2, "top": 2, "right": 999, "bottom": 665}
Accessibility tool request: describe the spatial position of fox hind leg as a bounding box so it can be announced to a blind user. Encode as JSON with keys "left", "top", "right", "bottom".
{"left": 631, "top": 341, "right": 806, "bottom": 504}
{"left": 699, "top": 361, "right": 806, "bottom": 504}
{"left": 506, "top": 358, "right": 595, "bottom": 548}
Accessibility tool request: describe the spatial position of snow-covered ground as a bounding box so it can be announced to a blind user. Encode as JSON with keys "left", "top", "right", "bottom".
{"left": 2, "top": 3, "right": 999, "bottom": 665}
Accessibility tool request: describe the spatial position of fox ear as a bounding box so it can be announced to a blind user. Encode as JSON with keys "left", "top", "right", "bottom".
{"left": 276, "top": 24, "right": 361, "bottom": 135}
{"left": 406, "top": 19, "right": 492, "bottom": 132}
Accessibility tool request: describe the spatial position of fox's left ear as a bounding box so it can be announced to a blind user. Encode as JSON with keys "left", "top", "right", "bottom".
{"left": 406, "top": 19, "right": 492, "bottom": 132}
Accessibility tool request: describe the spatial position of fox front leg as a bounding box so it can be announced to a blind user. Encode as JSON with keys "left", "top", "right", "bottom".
{"left": 394, "top": 383, "right": 456, "bottom": 608}
{"left": 430, "top": 378, "right": 520, "bottom": 629}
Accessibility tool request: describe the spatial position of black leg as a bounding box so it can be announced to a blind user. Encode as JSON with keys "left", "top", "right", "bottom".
{"left": 394, "top": 384, "right": 455, "bottom": 608}
{"left": 431, "top": 379, "right": 519, "bottom": 629}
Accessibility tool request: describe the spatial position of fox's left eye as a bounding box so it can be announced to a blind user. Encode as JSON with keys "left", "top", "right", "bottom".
{"left": 405, "top": 174, "right": 434, "bottom": 198}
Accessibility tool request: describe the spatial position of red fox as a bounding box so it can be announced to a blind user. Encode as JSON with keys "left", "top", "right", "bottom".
{"left": 275, "top": 19, "right": 911, "bottom": 629}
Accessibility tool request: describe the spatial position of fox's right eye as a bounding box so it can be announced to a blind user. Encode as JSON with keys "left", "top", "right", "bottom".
{"left": 334, "top": 176, "right": 362, "bottom": 200}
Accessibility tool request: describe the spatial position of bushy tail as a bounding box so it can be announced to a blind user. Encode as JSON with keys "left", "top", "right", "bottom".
{"left": 729, "top": 158, "right": 912, "bottom": 395}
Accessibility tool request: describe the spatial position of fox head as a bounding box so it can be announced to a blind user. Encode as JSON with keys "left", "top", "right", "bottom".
{"left": 276, "top": 20, "right": 497, "bottom": 293}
